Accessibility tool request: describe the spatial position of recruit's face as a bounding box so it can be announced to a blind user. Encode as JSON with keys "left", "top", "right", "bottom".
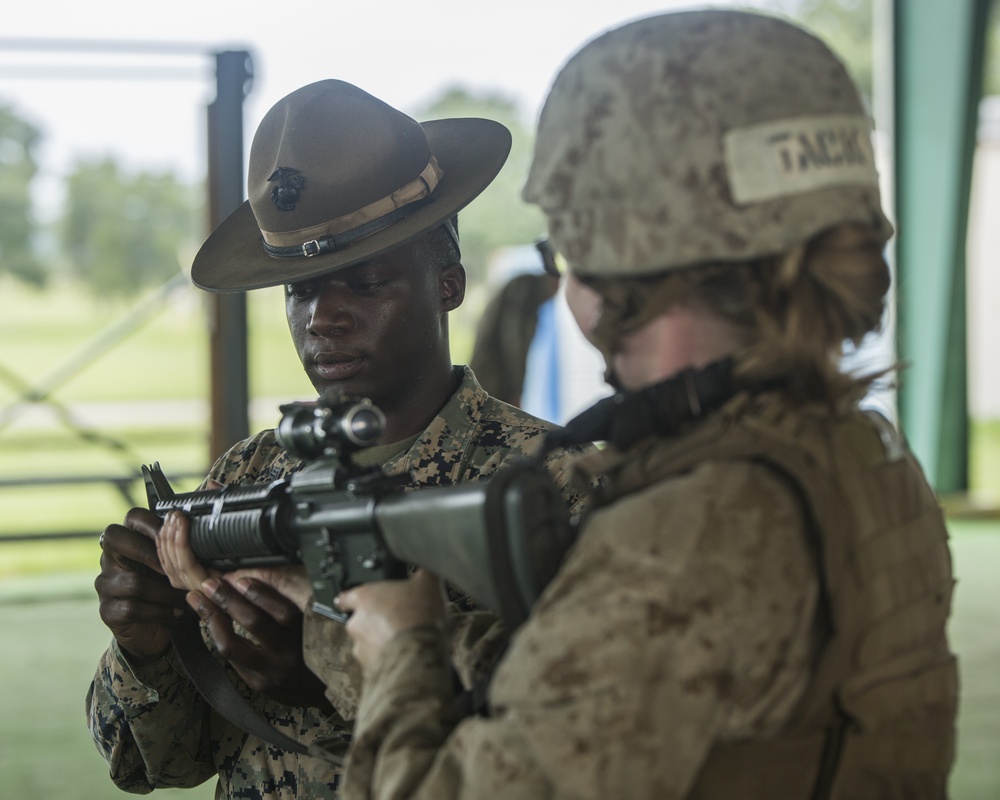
{"left": 564, "top": 273, "right": 602, "bottom": 345}
{"left": 284, "top": 236, "right": 464, "bottom": 416}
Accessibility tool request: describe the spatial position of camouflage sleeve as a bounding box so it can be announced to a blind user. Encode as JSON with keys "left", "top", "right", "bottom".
{"left": 541, "top": 443, "right": 595, "bottom": 519}
{"left": 340, "top": 627, "right": 460, "bottom": 800}
{"left": 302, "top": 608, "right": 508, "bottom": 724}
{"left": 85, "top": 638, "right": 216, "bottom": 791}
{"left": 446, "top": 610, "right": 509, "bottom": 690}
{"left": 341, "top": 460, "right": 819, "bottom": 800}
{"left": 302, "top": 609, "right": 364, "bottom": 722}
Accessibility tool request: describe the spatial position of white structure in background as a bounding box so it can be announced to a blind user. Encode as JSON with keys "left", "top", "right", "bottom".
{"left": 521, "top": 279, "right": 613, "bottom": 425}
{"left": 968, "top": 95, "right": 1000, "bottom": 422}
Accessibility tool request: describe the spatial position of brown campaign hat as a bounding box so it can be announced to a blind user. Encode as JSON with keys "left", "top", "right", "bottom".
{"left": 192, "top": 79, "right": 512, "bottom": 292}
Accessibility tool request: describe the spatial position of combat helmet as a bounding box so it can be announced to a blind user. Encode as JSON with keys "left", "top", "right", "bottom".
{"left": 522, "top": 10, "right": 893, "bottom": 279}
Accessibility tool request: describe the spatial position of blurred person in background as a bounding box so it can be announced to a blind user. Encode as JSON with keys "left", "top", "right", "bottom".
{"left": 469, "top": 240, "right": 560, "bottom": 408}
{"left": 471, "top": 239, "right": 611, "bottom": 423}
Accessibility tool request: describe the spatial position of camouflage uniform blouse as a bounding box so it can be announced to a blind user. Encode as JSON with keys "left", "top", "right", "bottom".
{"left": 340, "top": 394, "right": 825, "bottom": 800}
{"left": 339, "top": 388, "right": 957, "bottom": 799}
{"left": 85, "top": 367, "right": 591, "bottom": 799}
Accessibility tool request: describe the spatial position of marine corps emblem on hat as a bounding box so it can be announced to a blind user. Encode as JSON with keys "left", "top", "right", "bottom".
{"left": 192, "top": 79, "right": 512, "bottom": 292}
{"left": 268, "top": 167, "right": 304, "bottom": 212}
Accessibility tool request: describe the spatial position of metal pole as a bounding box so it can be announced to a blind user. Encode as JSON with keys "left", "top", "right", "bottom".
{"left": 893, "top": 0, "right": 989, "bottom": 493}
{"left": 206, "top": 50, "right": 253, "bottom": 462}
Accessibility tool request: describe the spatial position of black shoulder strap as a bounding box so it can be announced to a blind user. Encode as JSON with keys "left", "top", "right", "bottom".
{"left": 168, "top": 619, "right": 346, "bottom": 765}
{"left": 543, "top": 357, "right": 739, "bottom": 453}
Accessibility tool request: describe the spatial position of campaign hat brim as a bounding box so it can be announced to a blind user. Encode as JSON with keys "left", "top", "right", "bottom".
{"left": 191, "top": 117, "right": 511, "bottom": 292}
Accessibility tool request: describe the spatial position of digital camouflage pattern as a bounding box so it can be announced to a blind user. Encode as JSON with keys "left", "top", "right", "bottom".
{"left": 86, "top": 366, "right": 592, "bottom": 799}
{"left": 340, "top": 391, "right": 956, "bottom": 800}
{"left": 522, "top": 10, "right": 893, "bottom": 278}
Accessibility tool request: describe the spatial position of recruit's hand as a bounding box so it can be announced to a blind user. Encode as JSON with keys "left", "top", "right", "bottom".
{"left": 337, "top": 569, "right": 448, "bottom": 674}
{"left": 157, "top": 511, "right": 330, "bottom": 711}
{"left": 95, "top": 508, "right": 189, "bottom": 665}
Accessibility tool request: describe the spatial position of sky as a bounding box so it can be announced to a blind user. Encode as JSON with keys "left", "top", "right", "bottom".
{"left": 0, "top": 0, "right": 756, "bottom": 216}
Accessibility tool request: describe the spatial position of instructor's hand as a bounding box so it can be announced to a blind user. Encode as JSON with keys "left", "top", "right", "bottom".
{"left": 96, "top": 508, "right": 188, "bottom": 664}
{"left": 157, "top": 511, "right": 330, "bottom": 710}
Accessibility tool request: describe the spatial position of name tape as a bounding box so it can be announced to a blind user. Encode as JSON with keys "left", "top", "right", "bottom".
{"left": 724, "top": 114, "right": 879, "bottom": 205}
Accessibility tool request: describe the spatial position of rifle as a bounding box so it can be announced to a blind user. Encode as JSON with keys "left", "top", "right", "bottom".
{"left": 143, "top": 395, "right": 576, "bottom": 630}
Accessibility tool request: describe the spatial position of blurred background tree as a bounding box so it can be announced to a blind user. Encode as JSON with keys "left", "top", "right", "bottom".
{"left": 416, "top": 86, "right": 546, "bottom": 285}
{"left": 759, "top": 0, "right": 875, "bottom": 99}
{"left": 59, "top": 158, "right": 199, "bottom": 298}
{"left": 762, "top": 0, "right": 1000, "bottom": 97}
{"left": 0, "top": 104, "right": 45, "bottom": 287}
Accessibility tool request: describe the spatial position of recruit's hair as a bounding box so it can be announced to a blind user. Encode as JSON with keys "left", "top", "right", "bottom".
{"left": 684, "top": 223, "right": 892, "bottom": 406}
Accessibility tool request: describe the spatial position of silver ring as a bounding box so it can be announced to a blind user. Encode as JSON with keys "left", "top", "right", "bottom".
{"left": 99, "top": 531, "right": 105, "bottom": 547}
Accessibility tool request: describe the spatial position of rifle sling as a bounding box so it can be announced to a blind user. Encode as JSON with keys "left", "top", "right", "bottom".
{"left": 168, "top": 617, "right": 345, "bottom": 766}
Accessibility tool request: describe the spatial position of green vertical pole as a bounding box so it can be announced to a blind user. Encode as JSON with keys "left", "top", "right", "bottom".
{"left": 893, "top": 0, "right": 989, "bottom": 493}
{"left": 207, "top": 50, "right": 254, "bottom": 462}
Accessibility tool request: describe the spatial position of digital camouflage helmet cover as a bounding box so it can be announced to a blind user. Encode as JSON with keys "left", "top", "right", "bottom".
{"left": 522, "top": 10, "right": 893, "bottom": 280}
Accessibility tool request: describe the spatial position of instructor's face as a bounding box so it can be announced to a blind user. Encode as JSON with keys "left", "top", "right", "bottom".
{"left": 284, "top": 236, "right": 464, "bottom": 415}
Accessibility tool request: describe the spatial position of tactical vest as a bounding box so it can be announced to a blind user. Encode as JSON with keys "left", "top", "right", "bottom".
{"left": 586, "top": 394, "right": 958, "bottom": 799}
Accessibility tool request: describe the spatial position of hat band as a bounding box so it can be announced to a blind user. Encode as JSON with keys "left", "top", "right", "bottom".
{"left": 261, "top": 196, "right": 440, "bottom": 259}
{"left": 260, "top": 156, "right": 444, "bottom": 258}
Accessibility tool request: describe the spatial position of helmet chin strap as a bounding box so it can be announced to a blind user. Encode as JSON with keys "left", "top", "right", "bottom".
{"left": 580, "top": 269, "right": 699, "bottom": 390}
{"left": 579, "top": 270, "right": 691, "bottom": 376}
{"left": 543, "top": 357, "right": 740, "bottom": 453}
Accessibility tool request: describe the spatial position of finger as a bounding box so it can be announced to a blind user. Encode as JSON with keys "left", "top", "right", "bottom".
{"left": 413, "top": 569, "right": 449, "bottom": 613}
{"left": 227, "top": 566, "right": 312, "bottom": 612}
{"left": 185, "top": 589, "right": 253, "bottom": 660}
{"left": 342, "top": 603, "right": 378, "bottom": 673}
{"left": 100, "top": 523, "right": 168, "bottom": 576}
{"left": 411, "top": 568, "right": 442, "bottom": 592}
{"left": 123, "top": 507, "right": 165, "bottom": 541}
{"left": 335, "top": 586, "right": 357, "bottom": 613}
{"left": 226, "top": 576, "right": 303, "bottom": 627}
{"left": 158, "top": 512, "right": 211, "bottom": 592}
{"left": 99, "top": 595, "right": 189, "bottom": 629}
{"left": 185, "top": 590, "right": 227, "bottom": 631}
{"left": 96, "top": 554, "right": 189, "bottom": 608}
{"left": 201, "top": 577, "right": 302, "bottom": 650}
{"left": 187, "top": 584, "right": 296, "bottom": 688}
{"left": 201, "top": 577, "right": 294, "bottom": 644}
{"left": 155, "top": 512, "right": 182, "bottom": 587}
